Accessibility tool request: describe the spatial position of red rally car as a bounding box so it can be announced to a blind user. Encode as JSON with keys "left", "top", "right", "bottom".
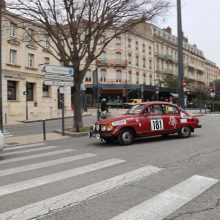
{"left": 89, "top": 101, "right": 202, "bottom": 145}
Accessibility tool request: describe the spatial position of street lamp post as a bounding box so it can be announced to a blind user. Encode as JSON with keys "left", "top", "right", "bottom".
{"left": 177, "top": 0, "right": 185, "bottom": 109}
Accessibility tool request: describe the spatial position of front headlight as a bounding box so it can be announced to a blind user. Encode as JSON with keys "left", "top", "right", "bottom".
{"left": 106, "top": 124, "right": 113, "bottom": 131}
{"left": 95, "top": 124, "right": 100, "bottom": 131}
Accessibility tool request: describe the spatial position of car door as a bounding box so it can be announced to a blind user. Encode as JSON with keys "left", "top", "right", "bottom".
{"left": 162, "top": 104, "right": 181, "bottom": 133}
{"left": 141, "top": 104, "right": 165, "bottom": 136}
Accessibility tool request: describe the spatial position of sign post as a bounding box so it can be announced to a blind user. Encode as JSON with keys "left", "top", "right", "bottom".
{"left": 42, "top": 65, "right": 74, "bottom": 135}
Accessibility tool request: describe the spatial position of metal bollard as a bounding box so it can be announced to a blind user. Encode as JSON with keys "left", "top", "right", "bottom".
{"left": 42, "top": 119, "right": 46, "bottom": 141}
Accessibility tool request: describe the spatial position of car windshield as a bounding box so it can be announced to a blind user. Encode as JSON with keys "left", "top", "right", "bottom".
{"left": 126, "top": 104, "right": 145, "bottom": 115}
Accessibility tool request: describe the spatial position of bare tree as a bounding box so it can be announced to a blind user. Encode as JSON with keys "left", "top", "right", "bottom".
{"left": 6, "top": 0, "right": 170, "bottom": 131}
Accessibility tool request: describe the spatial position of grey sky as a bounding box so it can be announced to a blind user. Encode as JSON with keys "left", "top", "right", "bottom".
{"left": 156, "top": 0, "right": 220, "bottom": 67}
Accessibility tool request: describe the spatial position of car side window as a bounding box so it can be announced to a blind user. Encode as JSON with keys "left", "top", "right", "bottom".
{"left": 148, "top": 104, "right": 163, "bottom": 114}
{"left": 162, "top": 104, "right": 179, "bottom": 114}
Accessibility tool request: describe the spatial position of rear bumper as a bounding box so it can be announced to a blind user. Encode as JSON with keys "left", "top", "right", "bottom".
{"left": 198, "top": 124, "right": 202, "bottom": 128}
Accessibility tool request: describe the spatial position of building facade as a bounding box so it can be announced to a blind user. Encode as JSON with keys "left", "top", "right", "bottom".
{"left": 1, "top": 12, "right": 220, "bottom": 122}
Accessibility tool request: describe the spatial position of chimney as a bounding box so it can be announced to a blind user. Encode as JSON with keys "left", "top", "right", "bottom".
{"left": 164, "top": 26, "right": 172, "bottom": 34}
{"left": 183, "top": 36, "right": 188, "bottom": 43}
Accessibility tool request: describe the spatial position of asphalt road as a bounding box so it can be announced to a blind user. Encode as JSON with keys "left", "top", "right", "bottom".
{"left": 5, "top": 115, "right": 97, "bottom": 137}
{"left": 0, "top": 114, "right": 220, "bottom": 220}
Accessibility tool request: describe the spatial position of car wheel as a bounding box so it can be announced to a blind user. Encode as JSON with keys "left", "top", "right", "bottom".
{"left": 118, "top": 128, "right": 134, "bottom": 145}
{"left": 178, "top": 126, "right": 191, "bottom": 138}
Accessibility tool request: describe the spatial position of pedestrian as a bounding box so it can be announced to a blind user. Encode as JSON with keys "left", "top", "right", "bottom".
{"left": 101, "top": 98, "right": 108, "bottom": 113}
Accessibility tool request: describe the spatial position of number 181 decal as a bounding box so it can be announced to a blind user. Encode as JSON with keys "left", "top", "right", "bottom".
{"left": 150, "top": 119, "right": 164, "bottom": 131}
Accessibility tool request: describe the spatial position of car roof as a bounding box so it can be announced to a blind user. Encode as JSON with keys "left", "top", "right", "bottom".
{"left": 142, "top": 101, "right": 179, "bottom": 107}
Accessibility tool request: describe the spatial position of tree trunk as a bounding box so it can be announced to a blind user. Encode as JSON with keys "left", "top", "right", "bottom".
{"left": 73, "top": 82, "right": 83, "bottom": 132}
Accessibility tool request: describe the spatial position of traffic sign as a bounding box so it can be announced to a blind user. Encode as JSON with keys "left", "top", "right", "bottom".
{"left": 44, "top": 74, "right": 73, "bottom": 81}
{"left": 44, "top": 65, "right": 74, "bottom": 76}
{"left": 43, "top": 80, "right": 72, "bottom": 86}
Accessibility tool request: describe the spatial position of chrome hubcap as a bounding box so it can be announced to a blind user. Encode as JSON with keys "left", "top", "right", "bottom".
{"left": 122, "top": 132, "right": 132, "bottom": 143}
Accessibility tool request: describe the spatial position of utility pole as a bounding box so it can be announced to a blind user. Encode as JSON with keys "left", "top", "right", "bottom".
{"left": 177, "top": 0, "right": 185, "bottom": 108}
{"left": 0, "top": 1, "right": 3, "bottom": 132}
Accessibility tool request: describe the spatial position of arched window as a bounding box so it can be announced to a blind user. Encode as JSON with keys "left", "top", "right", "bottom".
{"left": 85, "top": 69, "right": 92, "bottom": 82}
{"left": 116, "top": 52, "right": 122, "bottom": 64}
{"left": 100, "top": 69, "right": 106, "bottom": 82}
{"left": 116, "top": 70, "right": 122, "bottom": 82}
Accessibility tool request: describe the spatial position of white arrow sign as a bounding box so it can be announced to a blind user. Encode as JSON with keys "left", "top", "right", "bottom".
{"left": 44, "top": 74, "right": 73, "bottom": 81}
{"left": 43, "top": 80, "right": 72, "bottom": 86}
{"left": 44, "top": 65, "right": 74, "bottom": 76}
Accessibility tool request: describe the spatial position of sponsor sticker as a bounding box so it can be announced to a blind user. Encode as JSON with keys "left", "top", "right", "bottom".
{"left": 180, "top": 119, "right": 187, "bottom": 123}
{"left": 112, "top": 119, "right": 127, "bottom": 126}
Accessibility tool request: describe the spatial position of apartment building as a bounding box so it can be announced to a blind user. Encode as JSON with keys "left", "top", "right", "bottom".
{"left": 1, "top": 10, "right": 220, "bottom": 121}
{"left": 2, "top": 12, "right": 72, "bottom": 122}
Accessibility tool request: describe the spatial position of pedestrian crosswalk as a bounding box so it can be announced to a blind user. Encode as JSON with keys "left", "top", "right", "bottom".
{"left": 0, "top": 142, "right": 218, "bottom": 220}
{"left": 2, "top": 130, "right": 13, "bottom": 138}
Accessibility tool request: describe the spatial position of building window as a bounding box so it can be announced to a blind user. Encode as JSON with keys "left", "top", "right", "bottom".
{"left": 43, "top": 85, "right": 50, "bottom": 97}
{"left": 28, "top": 53, "right": 35, "bottom": 67}
{"left": 99, "top": 35, "right": 105, "bottom": 44}
{"left": 26, "top": 82, "right": 34, "bottom": 101}
{"left": 9, "top": 49, "right": 17, "bottom": 65}
{"left": 135, "top": 41, "right": 139, "bottom": 50}
{"left": 149, "top": 46, "right": 152, "bottom": 55}
{"left": 142, "top": 44, "right": 145, "bottom": 52}
{"left": 100, "top": 69, "right": 106, "bottom": 82}
{"left": 116, "top": 52, "right": 122, "bottom": 63}
{"left": 128, "top": 39, "right": 131, "bottom": 48}
{"left": 85, "top": 69, "right": 92, "bottom": 82}
{"left": 28, "top": 29, "right": 34, "bottom": 41}
{"left": 44, "top": 57, "right": 50, "bottom": 64}
{"left": 128, "top": 53, "right": 132, "bottom": 64}
{"left": 143, "top": 74, "right": 146, "bottom": 84}
{"left": 7, "top": 81, "right": 17, "bottom": 100}
{"left": 9, "top": 22, "right": 17, "bottom": 37}
{"left": 136, "top": 55, "right": 139, "bottom": 66}
{"left": 128, "top": 71, "right": 132, "bottom": 83}
{"left": 136, "top": 72, "right": 139, "bottom": 84}
{"left": 43, "top": 35, "right": 49, "bottom": 46}
{"left": 149, "top": 59, "right": 152, "bottom": 70}
{"left": 143, "top": 57, "right": 146, "bottom": 68}
{"left": 116, "top": 70, "right": 122, "bottom": 82}
{"left": 116, "top": 36, "right": 121, "bottom": 46}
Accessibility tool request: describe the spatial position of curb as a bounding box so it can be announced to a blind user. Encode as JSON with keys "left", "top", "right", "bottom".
{"left": 19, "top": 113, "right": 92, "bottom": 123}
{"left": 53, "top": 129, "right": 89, "bottom": 137}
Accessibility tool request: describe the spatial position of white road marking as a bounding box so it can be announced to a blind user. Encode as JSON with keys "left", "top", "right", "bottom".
{"left": 0, "top": 158, "right": 126, "bottom": 197}
{"left": 0, "top": 153, "right": 96, "bottom": 177}
{"left": 0, "top": 149, "right": 74, "bottom": 164}
{"left": 110, "top": 175, "right": 218, "bottom": 220}
{"left": 1, "top": 146, "right": 59, "bottom": 156}
{"left": 0, "top": 165, "right": 162, "bottom": 220}
{"left": 4, "top": 143, "right": 45, "bottom": 151}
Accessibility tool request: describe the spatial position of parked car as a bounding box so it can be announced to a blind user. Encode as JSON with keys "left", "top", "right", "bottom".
{"left": 123, "top": 99, "right": 142, "bottom": 108}
{"left": 0, "top": 131, "right": 5, "bottom": 152}
{"left": 89, "top": 101, "right": 202, "bottom": 145}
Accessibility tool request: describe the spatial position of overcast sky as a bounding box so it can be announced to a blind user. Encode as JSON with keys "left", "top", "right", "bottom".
{"left": 156, "top": 0, "right": 220, "bottom": 67}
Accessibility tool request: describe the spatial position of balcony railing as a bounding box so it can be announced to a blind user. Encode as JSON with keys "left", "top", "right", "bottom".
{"left": 96, "top": 58, "right": 127, "bottom": 67}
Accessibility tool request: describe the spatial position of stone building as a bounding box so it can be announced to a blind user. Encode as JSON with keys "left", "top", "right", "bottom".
{"left": 1, "top": 10, "right": 220, "bottom": 122}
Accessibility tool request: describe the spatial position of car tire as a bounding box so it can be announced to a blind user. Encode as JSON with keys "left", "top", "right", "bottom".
{"left": 118, "top": 128, "right": 134, "bottom": 145}
{"left": 178, "top": 126, "right": 191, "bottom": 138}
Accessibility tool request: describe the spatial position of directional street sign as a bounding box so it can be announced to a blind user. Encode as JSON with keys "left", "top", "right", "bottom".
{"left": 44, "top": 65, "right": 74, "bottom": 76}
{"left": 43, "top": 74, "right": 73, "bottom": 81}
{"left": 43, "top": 80, "right": 72, "bottom": 86}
